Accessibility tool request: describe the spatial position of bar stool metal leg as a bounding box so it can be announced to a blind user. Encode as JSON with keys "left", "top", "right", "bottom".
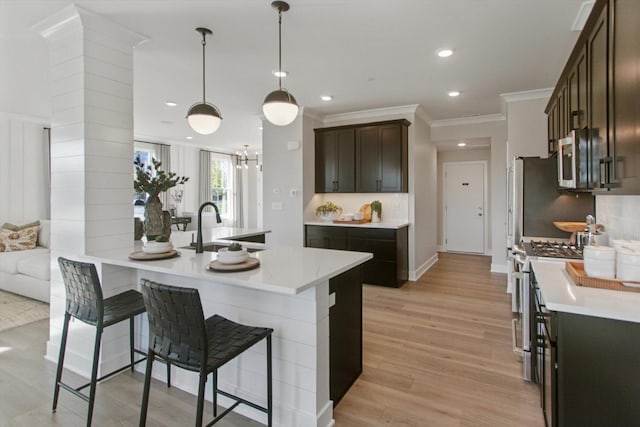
{"left": 139, "top": 351, "right": 155, "bottom": 427}
{"left": 267, "top": 335, "right": 273, "bottom": 427}
{"left": 129, "top": 317, "right": 135, "bottom": 371}
{"left": 212, "top": 371, "right": 218, "bottom": 417}
{"left": 196, "top": 372, "right": 207, "bottom": 427}
{"left": 52, "top": 312, "right": 71, "bottom": 412}
{"left": 86, "top": 327, "right": 103, "bottom": 427}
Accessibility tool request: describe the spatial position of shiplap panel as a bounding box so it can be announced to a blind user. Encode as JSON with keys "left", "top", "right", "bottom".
{"left": 9, "top": 120, "right": 24, "bottom": 221}
{"left": 0, "top": 117, "right": 11, "bottom": 221}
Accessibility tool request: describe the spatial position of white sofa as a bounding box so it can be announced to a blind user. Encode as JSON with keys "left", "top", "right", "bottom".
{"left": 0, "top": 220, "right": 50, "bottom": 303}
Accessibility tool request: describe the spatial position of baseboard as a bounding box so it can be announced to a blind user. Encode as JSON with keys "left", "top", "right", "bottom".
{"left": 437, "top": 245, "right": 445, "bottom": 252}
{"left": 410, "top": 253, "right": 439, "bottom": 281}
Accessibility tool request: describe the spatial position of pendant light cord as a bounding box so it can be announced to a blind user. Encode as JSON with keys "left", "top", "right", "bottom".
{"left": 278, "top": 9, "right": 282, "bottom": 90}
{"left": 201, "top": 32, "right": 207, "bottom": 103}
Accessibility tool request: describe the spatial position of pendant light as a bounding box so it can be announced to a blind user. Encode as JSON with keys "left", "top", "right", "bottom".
{"left": 263, "top": 1, "right": 299, "bottom": 126}
{"left": 187, "top": 27, "right": 222, "bottom": 134}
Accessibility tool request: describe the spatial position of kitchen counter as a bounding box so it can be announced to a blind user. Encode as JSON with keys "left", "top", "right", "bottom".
{"left": 530, "top": 259, "right": 640, "bottom": 323}
{"left": 304, "top": 220, "right": 409, "bottom": 229}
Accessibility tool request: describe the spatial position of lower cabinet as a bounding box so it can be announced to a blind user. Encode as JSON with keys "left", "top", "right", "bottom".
{"left": 549, "top": 312, "right": 640, "bottom": 426}
{"left": 329, "top": 265, "right": 362, "bottom": 406}
{"left": 305, "top": 225, "right": 408, "bottom": 287}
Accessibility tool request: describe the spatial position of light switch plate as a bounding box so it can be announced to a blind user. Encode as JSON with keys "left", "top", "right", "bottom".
{"left": 272, "top": 202, "right": 283, "bottom": 210}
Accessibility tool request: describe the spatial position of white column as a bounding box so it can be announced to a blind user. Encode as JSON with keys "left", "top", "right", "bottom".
{"left": 34, "top": 5, "right": 146, "bottom": 375}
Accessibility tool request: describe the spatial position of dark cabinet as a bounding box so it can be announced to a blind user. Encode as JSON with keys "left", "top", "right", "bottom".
{"left": 547, "top": 0, "right": 640, "bottom": 194}
{"left": 314, "top": 120, "right": 409, "bottom": 194}
{"left": 609, "top": 0, "right": 640, "bottom": 193}
{"left": 554, "top": 312, "right": 640, "bottom": 427}
{"left": 587, "top": 2, "right": 610, "bottom": 189}
{"left": 305, "top": 225, "right": 408, "bottom": 287}
{"left": 315, "top": 129, "right": 355, "bottom": 193}
{"left": 329, "top": 265, "right": 362, "bottom": 406}
{"left": 356, "top": 121, "right": 409, "bottom": 193}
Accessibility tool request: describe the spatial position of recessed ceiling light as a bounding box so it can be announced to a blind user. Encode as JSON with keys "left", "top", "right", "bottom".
{"left": 165, "top": 101, "right": 177, "bottom": 107}
{"left": 458, "top": 142, "right": 466, "bottom": 147}
{"left": 321, "top": 95, "right": 333, "bottom": 101}
{"left": 273, "top": 70, "right": 288, "bottom": 78}
{"left": 448, "top": 91, "right": 460, "bottom": 97}
{"left": 437, "top": 48, "right": 454, "bottom": 58}
{"left": 186, "top": 136, "right": 193, "bottom": 140}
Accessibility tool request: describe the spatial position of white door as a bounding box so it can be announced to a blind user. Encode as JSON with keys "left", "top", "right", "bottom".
{"left": 444, "top": 162, "right": 485, "bottom": 253}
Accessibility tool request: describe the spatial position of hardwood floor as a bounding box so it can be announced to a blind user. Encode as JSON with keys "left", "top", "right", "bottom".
{"left": 334, "top": 252, "right": 544, "bottom": 427}
{"left": 0, "top": 252, "right": 543, "bottom": 426}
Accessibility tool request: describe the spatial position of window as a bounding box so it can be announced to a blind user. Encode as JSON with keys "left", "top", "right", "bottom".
{"left": 133, "top": 146, "right": 156, "bottom": 218}
{"left": 209, "top": 153, "right": 235, "bottom": 219}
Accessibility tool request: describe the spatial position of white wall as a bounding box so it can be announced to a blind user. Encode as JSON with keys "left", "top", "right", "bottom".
{"left": 504, "top": 94, "right": 551, "bottom": 160}
{"left": 436, "top": 147, "right": 492, "bottom": 249}
{"left": 0, "top": 116, "right": 50, "bottom": 223}
{"left": 431, "top": 118, "right": 508, "bottom": 272}
{"left": 262, "top": 114, "right": 305, "bottom": 246}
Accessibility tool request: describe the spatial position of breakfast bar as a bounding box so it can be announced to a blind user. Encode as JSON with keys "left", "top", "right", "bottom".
{"left": 70, "top": 239, "right": 371, "bottom": 427}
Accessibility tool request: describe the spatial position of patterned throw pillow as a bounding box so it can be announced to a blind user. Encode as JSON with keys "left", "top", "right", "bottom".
{"left": 0, "top": 226, "right": 40, "bottom": 252}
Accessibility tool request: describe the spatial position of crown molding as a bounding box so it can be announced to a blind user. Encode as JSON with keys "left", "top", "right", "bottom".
{"left": 430, "top": 113, "right": 506, "bottom": 128}
{"left": 414, "top": 105, "right": 433, "bottom": 125}
{"left": 573, "top": 1, "right": 595, "bottom": 31}
{"left": 301, "top": 107, "right": 323, "bottom": 122}
{"left": 500, "top": 88, "right": 553, "bottom": 103}
{"left": 323, "top": 104, "right": 419, "bottom": 124}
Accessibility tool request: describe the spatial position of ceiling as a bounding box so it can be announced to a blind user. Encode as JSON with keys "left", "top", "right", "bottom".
{"left": 2, "top": 0, "right": 589, "bottom": 153}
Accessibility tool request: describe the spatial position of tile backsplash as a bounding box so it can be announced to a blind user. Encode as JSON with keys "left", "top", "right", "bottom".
{"left": 596, "top": 195, "right": 640, "bottom": 240}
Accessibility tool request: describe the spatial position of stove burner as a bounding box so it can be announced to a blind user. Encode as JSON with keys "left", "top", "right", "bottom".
{"left": 525, "top": 240, "right": 583, "bottom": 259}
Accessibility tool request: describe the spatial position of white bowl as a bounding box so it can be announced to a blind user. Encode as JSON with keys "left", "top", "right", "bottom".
{"left": 143, "top": 241, "right": 173, "bottom": 254}
{"left": 583, "top": 245, "right": 616, "bottom": 260}
{"left": 584, "top": 257, "right": 616, "bottom": 279}
{"left": 341, "top": 213, "right": 355, "bottom": 221}
{"left": 216, "top": 248, "right": 249, "bottom": 264}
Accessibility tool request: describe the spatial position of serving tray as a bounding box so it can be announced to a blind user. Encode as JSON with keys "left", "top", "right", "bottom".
{"left": 129, "top": 250, "right": 180, "bottom": 261}
{"left": 565, "top": 261, "right": 640, "bottom": 293}
{"left": 208, "top": 257, "right": 260, "bottom": 272}
{"left": 333, "top": 219, "right": 370, "bottom": 224}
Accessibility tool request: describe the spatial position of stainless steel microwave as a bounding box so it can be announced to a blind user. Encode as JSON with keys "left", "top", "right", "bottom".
{"left": 558, "top": 129, "right": 590, "bottom": 189}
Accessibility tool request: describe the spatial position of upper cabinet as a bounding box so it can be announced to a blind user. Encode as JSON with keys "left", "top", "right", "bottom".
{"left": 315, "top": 119, "right": 410, "bottom": 194}
{"left": 315, "top": 128, "right": 355, "bottom": 193}
{"left": 546, "top": 0, "right": 640, "bottom": 194}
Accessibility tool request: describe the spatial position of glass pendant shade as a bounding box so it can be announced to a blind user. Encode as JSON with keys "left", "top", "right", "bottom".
{"left": 262, "top": 88, "right": 299, "bottom": 126}
{"left": 187, "top": 102, "right": 222, "bottom": 134}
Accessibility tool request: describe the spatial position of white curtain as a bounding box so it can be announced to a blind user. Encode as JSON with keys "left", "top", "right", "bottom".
{"left": 199, "top": 150, "right": 212, "bottom": 211}
{"left": 234, "top": 158, "right": 244, "bottom": 228}
{"left": 156, "top": 143, "right": 171, "bottom": 207}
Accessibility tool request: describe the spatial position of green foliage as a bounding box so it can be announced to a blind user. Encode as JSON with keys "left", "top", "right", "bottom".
{"left": 315, "top": 201, "right": 343, "bottom": 215}
{"left": 228, "top": 242, "right": 243, "bottom": 251}
{"left": 370, "top": 200, "right": 382, "bottom": 215}
{"left": 134, "top": 156, "right": 189, "bottom": 198}
{"left": 155, "top": 235, "right": 169, "bottom": 242}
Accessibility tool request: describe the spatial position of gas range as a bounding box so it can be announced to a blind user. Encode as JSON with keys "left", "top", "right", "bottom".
{"left": 523, "top": 240, "right": 583, "bottom": 260}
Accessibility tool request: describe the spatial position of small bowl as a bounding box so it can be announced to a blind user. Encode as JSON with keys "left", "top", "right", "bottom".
{"left": 583, "top": 245, "right": 616, "bottom": 260}
{"left": 143, "top": 241, "right": 173, "bottom": 254}
{"left": 341, "top": 213, "right": 355, "bottom": 221}
{"left": 217, "top": 247, "right": 249, "bottom": 264}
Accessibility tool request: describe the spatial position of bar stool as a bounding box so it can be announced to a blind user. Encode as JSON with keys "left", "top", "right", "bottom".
{"left": 53, "top": 257, "right": 148, "bottom": 427}
{"left": 138, "top": 279, "right": 273, "bottom": 427}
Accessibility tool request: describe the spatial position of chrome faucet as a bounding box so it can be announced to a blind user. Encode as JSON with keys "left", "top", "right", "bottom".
{"left": 196, "top": 201, "right": 222, "bottom": 253}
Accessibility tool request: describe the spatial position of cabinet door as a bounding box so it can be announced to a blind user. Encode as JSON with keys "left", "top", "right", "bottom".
{"left": 548, "top": 101, "right": 558, "bottom": 155}
{"left": 355, "top": 126, "right": 381, "bottom": 192}
{"left": 576, "top": 46, "right": 588, "bottom": 130}
{"left": 610, "top": 0, "right": 640, "bottom": 193}
{"left": 315, "top": 130, "right": 338, "bottom": 193}
{"left": 335, "top": 129, "right": 355, "bottom": 192}
{"left": 379, "top": 124, "right": 405, "bottom": 192}
{"left": 558, "top": 86, "right": 567, "bottom": 138}
{"left": 305, "top": 225, "right": 348, "bottom": 250}
{"left": 588, "top": 3, "right": 609, "bottom": 189}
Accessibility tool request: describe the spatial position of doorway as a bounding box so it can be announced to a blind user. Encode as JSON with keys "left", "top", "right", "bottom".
{"left": 443, "top": 161, "right": 487, "bottom": 254}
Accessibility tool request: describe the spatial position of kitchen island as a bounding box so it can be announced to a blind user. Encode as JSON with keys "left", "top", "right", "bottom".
{"left": 46, "top": 232, "right": 371, "bottom": 427}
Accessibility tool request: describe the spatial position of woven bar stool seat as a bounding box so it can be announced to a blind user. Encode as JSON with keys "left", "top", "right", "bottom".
{"left": 53, "top": 258, "right": 148, "bottom": 427}
{"left": 139, "top": 279, "right": 274, "bottom": 427}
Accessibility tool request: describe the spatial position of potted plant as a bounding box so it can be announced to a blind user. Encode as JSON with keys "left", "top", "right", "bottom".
{"left": 370, "top": 200, "right": 382, "bottom": 223}
{"left": 315, "top": 201, "right": 343, "bottom": 222}
{"left": 134, "top": 156, "right": 189, "bottom": 241}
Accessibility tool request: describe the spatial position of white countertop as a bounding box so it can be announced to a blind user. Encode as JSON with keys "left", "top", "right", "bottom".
{"left": 304, "top": 220, "right": 410, "bottom": 229}
{"left": 88, "top": 243, "right": 372, "bottom": 296}
{"left": 531, "top": 259, "right": 640, "bottom": 323}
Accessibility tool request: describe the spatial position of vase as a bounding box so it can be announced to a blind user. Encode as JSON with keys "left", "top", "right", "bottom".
{"left": 372, "top": 211, "right": 381, "bottom": 223}
{"left": 144, "top": 195, "right": 171, "bottom": 241}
